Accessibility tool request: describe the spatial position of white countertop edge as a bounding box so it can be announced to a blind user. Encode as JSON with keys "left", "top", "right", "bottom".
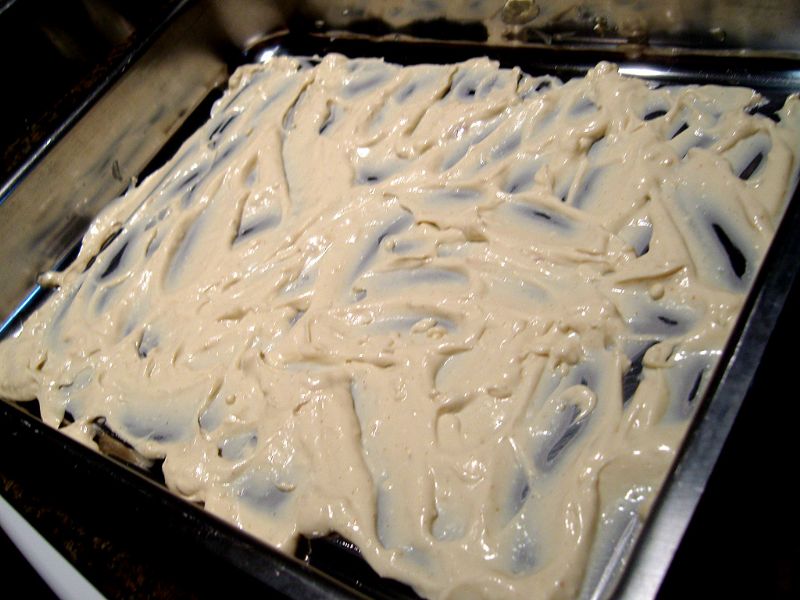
{"left": 0, "top": 493, "right": 107, "bottom": 600}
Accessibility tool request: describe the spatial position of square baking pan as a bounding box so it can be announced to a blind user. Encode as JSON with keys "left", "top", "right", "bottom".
{"left": 1, "top": 1, "right": 800, "bottom": 598}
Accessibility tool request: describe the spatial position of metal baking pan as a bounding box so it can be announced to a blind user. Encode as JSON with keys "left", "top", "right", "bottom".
{"left": 2, "top": 1, "right": 799, "bottom": 598}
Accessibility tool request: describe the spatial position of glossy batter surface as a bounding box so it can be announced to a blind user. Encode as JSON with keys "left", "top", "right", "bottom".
{"left": 1, "top": 55, "right": 799, "bottom": 599}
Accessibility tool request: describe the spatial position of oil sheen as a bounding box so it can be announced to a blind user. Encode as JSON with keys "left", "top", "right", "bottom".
{"left": 1, "top": 55, "right": 799, "bottom": 599}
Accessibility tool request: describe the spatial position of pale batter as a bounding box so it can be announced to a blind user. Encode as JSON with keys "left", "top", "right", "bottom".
{"left": 1, "top": 55, "right": 798, "bottom": 599}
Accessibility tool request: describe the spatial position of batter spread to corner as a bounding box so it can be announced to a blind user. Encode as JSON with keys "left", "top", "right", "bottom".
{"left": 1, "top": 55, "right": 799, "bottom": 599}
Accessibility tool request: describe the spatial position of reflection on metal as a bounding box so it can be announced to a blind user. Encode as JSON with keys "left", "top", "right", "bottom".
{"left": 0, "top": 0, "right": 229, "bottom": 317}
{"left": 293, "top": 0, "right": 800, "bottom": 52}
{"left": 502, "top": 0, "right": 539, "bottom": 26}
{"left": 0, "top": 2, "right": 799, "bottom": 600}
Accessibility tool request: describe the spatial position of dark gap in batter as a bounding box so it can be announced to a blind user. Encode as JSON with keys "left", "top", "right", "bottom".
{"left": 622, "top": 341, "right": 658, "bottom": 405}
{"left": 644, "top": 109, "right": 667, "bottom": 121}
{"left": 686, "top": 369, "right": 705, "bottom": 405}
{"left": 546, "top": 407, "right": 585, "bottom": 466}
{"left": 208, "top": 114, "right": 237, "bottom": 144}
{"left": 505, "top": 181, "right": 521, "bottom": 194}
{"left": 177, "top": 170, "right": 200, "bottom": 192}
{"left": 712, "top": 223, "right": 746, "bottom": 278}
{"left": 318, "top": 104, "right": 336, "bottom": 134}
{"left": 100, "top": 242, "right": 128, "bottom": 279}
{"left": 52, "top": 242, "right": 82, "bottom": 273}
{"left": 747, "top": 97, "right": 781, "bottom": 122}
{"left": 512, "top": 203, "right": 569, "bottom": 230}
{"left": 289, "top": 309, "right": 306, "bottom": 326}
{"left": 235, "top": 214, "right": 281, "bottom": 243}
{"left": 58, "top": 410, "right": 75, "bottom": 429}
{"left": 587, "top": 136, "right": 604, "bottom": 156}
{"left": 136, "top": 327, "right": 158, "bottom": 358}
{"left": 84, "top": 228, "right": 122, "bottom": 272}
{"left": 518, "top": 481, "right": 531, "bottom": 505}
{"left": 738, "top": 152, "right": 764, "bottom": 181}
{"left": 671, "top": 122, "right": 689, "bottom": 139}
{"left": 396, "top": 82, "right": 416, "bottom": 102}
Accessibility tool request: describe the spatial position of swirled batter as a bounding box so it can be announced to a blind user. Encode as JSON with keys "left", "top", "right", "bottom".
{"left": 1, "top": 55, "right": 799, "bottom": 599}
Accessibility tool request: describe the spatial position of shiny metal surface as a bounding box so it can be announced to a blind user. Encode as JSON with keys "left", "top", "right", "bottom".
{"left": 0, "top": 0, "right": 229, "bottom": 317}
{"left": 1, "top": 2, "right": 799, "bottom": 598}
{"left": 296, "top": 0, "right": 800, "bottom": 53}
